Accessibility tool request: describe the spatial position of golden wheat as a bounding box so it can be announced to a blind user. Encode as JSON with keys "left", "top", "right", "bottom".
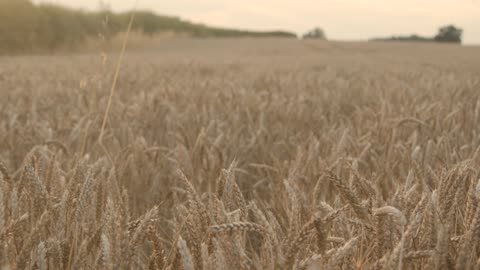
{"left": 0, "top": 38, "right": 480, "bottom": 269}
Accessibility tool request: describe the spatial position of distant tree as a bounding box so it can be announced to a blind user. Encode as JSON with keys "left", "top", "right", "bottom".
{"left": 134, "top": 11, "right": 164, "bottom": 36}
{"left": 370, "top": 34, "right": 433, "bottom": 43}
{"left": 303, "top": 27, "right": 326, "bottom": 40}
{"left": 434, "top": 25, "right": 462, "bottom": 43}
{"left": 0, "top": 0, "right": 40, "bottom": 52}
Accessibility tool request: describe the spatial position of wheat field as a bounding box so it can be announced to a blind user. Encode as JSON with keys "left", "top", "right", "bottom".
{"left": 1, "top": 38, "right": 480, "bottom": 269}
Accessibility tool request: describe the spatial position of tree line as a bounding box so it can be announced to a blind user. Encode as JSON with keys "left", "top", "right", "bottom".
{"left": 370, "top": 25, "right": 463, "bottom": 44}
{"left": 0, "top": 0, "right": 296, "bottom": 54}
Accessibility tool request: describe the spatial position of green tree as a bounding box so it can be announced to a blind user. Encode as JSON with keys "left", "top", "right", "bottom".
{"left": 37, "top": 5, "right": 91, "bottom": 50}
{"left": 303, "top": 27, "right": 327, "bottom": 40}
{"left": 434, "top": 25, "right": 462, "bottom": 44}
{"left": 0, "top": 0, "right": 41, "bottom": 53}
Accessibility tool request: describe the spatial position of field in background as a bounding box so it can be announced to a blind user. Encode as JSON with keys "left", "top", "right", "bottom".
{"left": 1, "top": 39, "right": 480, "bottom": 269}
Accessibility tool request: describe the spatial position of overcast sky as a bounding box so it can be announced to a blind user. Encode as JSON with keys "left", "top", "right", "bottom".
{"left": 35, "top": 0, "right": 480, "bottom": 44}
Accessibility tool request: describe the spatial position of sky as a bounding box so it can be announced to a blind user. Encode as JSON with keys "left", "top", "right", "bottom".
{"left": 34, "top": 0, "right": 480, "bottom": 44}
